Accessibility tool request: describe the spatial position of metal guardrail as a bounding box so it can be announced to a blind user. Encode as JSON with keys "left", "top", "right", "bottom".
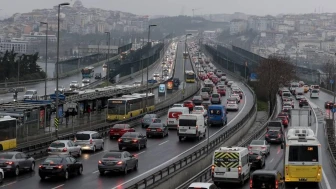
{"left": 176, "top": 96, "right": 279, "bottom": 189}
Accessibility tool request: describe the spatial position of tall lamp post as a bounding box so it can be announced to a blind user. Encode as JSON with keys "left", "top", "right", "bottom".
{"left": 55, "top": 2, "right": 70, "bottom": 138}
{"left": 105, "top": 32, "right": 110, "bottom": 82}
{"left": 183, "top": 34, "right": 192, "bottom": 95}
{"left": 97, "top": 39, "right": 104, "bottom": 61}
{"left": 40, "top": 21, "right": 48, "bottom": 99}
{"left": 145, "top": 24, "right": 157, "bottom": 111}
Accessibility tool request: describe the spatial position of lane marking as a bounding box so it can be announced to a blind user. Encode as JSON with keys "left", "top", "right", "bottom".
{"left": 92, "top": 170, "right": 99, "bottom": 174}
{"left": 158, "top": 140, "right": 169, "bottom": 146}
{"left": 0, "top": 181, "right": 17, "bottom": 188}
{"left": 51, "top": 184, "right": 64, "bottom": 189}
{"left": 111, "top": 81, "right": 248, "bottom": 189}
{"left": 269, "top": 158, "right": 274, "bottom": 163}
{"left": 135, "top": 151, "right": 146, "bottom": 156}
{"left": 322, "top": 170, "right": 332, "bottom": 189}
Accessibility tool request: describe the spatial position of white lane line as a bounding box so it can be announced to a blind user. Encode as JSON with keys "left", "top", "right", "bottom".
{"left": 111, "top": 85, "right": 248, "bottom": 189}
{"left": 269, "top": 158, "right": 274, "bottom": 163}
{"left": 51, "top": 184, "right": 64, "bottom": 189}
{"left": 322, "top": 170, "right": 332, "bottom": 189}
{"left": 0, "top": 181, "right": 17, "bottom": 188}
{"left": 92, "top": 170, "right": 99, "bottom": 174}
{"left": 135, "top": 151, "right": 146, "bottom": 156}
{"left": 158, "top": 140, "right": 169, "bottom": 146}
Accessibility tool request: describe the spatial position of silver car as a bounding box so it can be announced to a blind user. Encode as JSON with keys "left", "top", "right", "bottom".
{"left": 200, "top": 92, "right": 210, "bottom": 100}
{"left": 75, "top": 131, "right": 104, "bottom": 152}
{"left": 248, "top": 140, "right": 270, "bottom": 156}
{"left": 48, "top": 140, "right": 82, "bottom": 157}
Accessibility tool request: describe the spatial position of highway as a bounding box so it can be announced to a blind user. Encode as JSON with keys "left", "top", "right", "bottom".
{"left": 0, "top": 42, "right": 254, "bottom": 189}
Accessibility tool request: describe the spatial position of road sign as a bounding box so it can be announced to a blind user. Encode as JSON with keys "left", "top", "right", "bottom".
{"left": 54, "top": 117, "right": 59, "bottom": 129}
{"left": 332, "top": 108, "right": 336, "bottom": 113}
{"left": 330, "top": 80, "right": 334, "bottom": 84}
{"left": 250, "top": 73, "right": 257, "bottom": 80}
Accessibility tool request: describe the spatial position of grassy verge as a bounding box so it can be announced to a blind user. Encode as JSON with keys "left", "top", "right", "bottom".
{"left": 257, "top": 99, "right": 268, "bottom": 111}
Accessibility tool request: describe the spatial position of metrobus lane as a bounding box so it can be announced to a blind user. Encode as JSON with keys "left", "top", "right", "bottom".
{"left": 4, "top": 81, "right": 253, "bottom": 189}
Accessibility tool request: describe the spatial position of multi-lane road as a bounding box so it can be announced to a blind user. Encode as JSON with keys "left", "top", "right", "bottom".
{"left": 0, "top": 42, "right": 254, "bottom": 189}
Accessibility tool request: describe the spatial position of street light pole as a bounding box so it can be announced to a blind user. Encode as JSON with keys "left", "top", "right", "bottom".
{"left": 183, "top": 34, "right": 192, "bottom": 94}
{"left": 141, "top": 38, "right": 145, "bottom": 85}
{"left": 145, "top": 24, "right": 157, "bottom": 111}
{"left": 97, "top": 39, "right": 104, "bottom": 62}
{"left": 55, "top": 2, "right": 70, "bottom": 138}
{"left": 40, "top": 22, "right": 48, "bottom": 100}
{"left": 105, "top": 32, "right": 110, "bottom": 82}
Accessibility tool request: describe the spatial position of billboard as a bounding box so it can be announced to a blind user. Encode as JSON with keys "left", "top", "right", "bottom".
{"left": 167, "top": 81, "right": 173, "bottom": 90}
{"left": 159, "top": 84, "right": 166, "bottom": 95}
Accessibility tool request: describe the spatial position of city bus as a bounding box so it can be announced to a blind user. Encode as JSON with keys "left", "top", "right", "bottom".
{"left": 0, "top": 116, "right": 17, "bottom": 151}
{"left": 107, "top": 93, "right": 155, "bottom": 121}
{"left": 282, "top": 127, "right": 322, "bottom": 185}
{"left": 81, "top": 66, "right": 94, "bottom": 78}
{"left": 185, "top": 70, "right": 195, "bottom": 83}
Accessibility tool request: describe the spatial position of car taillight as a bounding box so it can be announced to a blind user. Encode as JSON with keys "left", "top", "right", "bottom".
{"left": 146, "top": 128, "right": 151, "bottom": 131}
{"left": 238, "top": 166, "right": 242, "bottom": 175}
{"left": 90, "top": 139, "right": 93, "bottom": 144}
{"left": 275, "top": 180, "right": 278, "bottom": 189}
{"left": 6, "top": 161, "right": 14, "bottom": 165}
{"left": 47, "top": 148, "right": 51, "bottom": 152}
{"left": 98, "top": 160, "right": 102, "bottom": 164}
{"left": 118, "top": 138, "right": 122, "bottom": 142}
{"left": 278, "top": 134, "right": 281, "bottom": 138}
{"left": 250, "top": 179, "right": 253, "bottom": 188}
{"left": 248, "top": 146, "right": 252, "bottom": 150}
{"left": 117, "top": 161, "right": 123, "bottom": 165}
{"left": 157, "top": 128, "right": 162, "bottom": 132}
{"left": 57, "top": 165, "right": 63, "bottom": 169}
{"left": 265, "top": 134, "right": 269, "bottom": 137}
{"left": 133, "top": 139, "right": 138, "bottom": 143}
{"left": 62, "top": 148, "right": 68, "bottom": 152}
{"left": 39, "top": 165, "right": 43, "bottom": 168}
{"left": 261, "top": 146, "right": 266, "bottom": 150}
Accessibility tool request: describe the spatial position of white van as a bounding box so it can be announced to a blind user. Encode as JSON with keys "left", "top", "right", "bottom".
{"left": 212, "top": 146, "right": 250, "bottom": 185}
{"left": 178, "top": 114, "right": 206, "bottom": 141}
{"left": 167, "top": 107, "right": 189, "bottom": 129}
{"left": 24, "top": 90, "right": 37, "bottom": 100}
{"left": 310, "top": 89, "right": 319, "bottom": 98}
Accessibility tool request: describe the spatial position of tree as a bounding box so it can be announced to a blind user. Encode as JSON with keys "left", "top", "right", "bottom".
{"left": 256, "top": 55, "right": 296, "bottom": 116}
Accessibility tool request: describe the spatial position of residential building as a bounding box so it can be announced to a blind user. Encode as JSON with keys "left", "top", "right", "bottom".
{"left": 0, "top": 40, "right": 28, "bottom": 53}
{"left": 230, "top": 19, "right": 247, "bottom": 35}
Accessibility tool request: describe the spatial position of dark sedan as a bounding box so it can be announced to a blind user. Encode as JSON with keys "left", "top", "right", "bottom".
{"left": 98, "top": 150, "right": 138, "bottom": 175}
{"left": 38, "top": 155, "right": 83, "bottom": 180}
{"left": 192, "top": 95, "right": 203, "bottom": 105}
{"left": 146, "top": 123, "right": 169, "bottom": 138}
{"left": 325, "top": 101, "right": 335, "bottom": 109}
{"left": 0, "top": 152, "right": 35, "bottom": 176}
{"left": 118, "top": 132, "right": 147, "bottom": 151}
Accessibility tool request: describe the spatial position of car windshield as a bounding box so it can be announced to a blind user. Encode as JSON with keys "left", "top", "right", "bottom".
{"left": 251, "top": 140, "right": 264, "bottom": 145}
{"left": 44, "top": 157, "right": 63, "bottom": 164}
{"left": 149, "top": 123, "right": 163, "bottom": 128}
{"left": 75, "top": 134, "right": 90, "bottom": 140}
{"left": 113, "top": 124, "right": 127, "bottom": 129}
{"left": 193, "top": 96, "right": 201, "bottom": 100}
{"left": 122, "top": 132, "right": 138, "bottom": 138}
{"left": 0, "top": 154, "right": 14, "bottom": 159}
{"left": 212, "top": 94, "right": 219, "bottom": 98}
{"left": 194, "top": 107, "right": 203, "bottom": 111}
{"left": 25, "top": 91, "right": 34, "bottom": 95}
{"left": 50, "top": 142, "right": 65, "bottom": 148}
{"left": 103, "top": 152, "right": 122, "bottom": 159}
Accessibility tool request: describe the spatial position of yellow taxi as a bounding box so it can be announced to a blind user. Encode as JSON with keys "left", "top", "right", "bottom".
{"left": 303, "top": 85, "right": 309, "bottom": 93}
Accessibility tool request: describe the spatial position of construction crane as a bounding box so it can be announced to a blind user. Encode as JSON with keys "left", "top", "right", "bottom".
{"left": 192, "top": 8, "right": 202, "bottom": 17}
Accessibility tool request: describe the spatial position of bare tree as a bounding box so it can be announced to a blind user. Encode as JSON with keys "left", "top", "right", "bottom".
{"left": 321, "top": 60, "right": 335, "bottom": 90}
{"left": 256, "top": 55, "right": 296, "bottom": 116}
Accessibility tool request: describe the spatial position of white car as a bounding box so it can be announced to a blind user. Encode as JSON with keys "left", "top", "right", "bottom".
{"left": 192, "top": 106, "right": 207, "bottom": 117}
{"left": 0, "top": 168, "right": 3, "bottom": 183}
{"left": 48, "top": 140, "right": 82, "bottom": 157}
{"left": 188, "top": 182, "right": 218, "bottom": 189}
{"left": 282, "top": 105, "right": 292, "bottom": 112}
{"left": 295, "top": 95, "right": 304, "bottom": 100}
{"left": 153, "top": 73, "right": 160, "bottom": 80}
{"left": 226, "top": 97, "right": 239, "bottom": 111}
{"left": 172, "top": 104, "right": 184, "bottom": 108}
{"left": 231, "top": 83, "right": 238, "bottom": 89}
{"left": 248, "top": 140, "right": 270, "bottom": 156}
{"left": 230, "top": 94, "right": 241, "bottom": 103}
{"left": 133, "top": 81, "right": 141, "bottom": 87}
{"left": 70, "top": 81, "right": 79, "bottom": 89}
{"left": 282, "top": 101, "right": 292, "bottom": 107}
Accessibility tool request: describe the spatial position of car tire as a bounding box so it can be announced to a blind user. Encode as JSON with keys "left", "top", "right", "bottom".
{"left": 30, "top": 162, "right": 35, "bottom": 172}
{"left": 147, "top": 134, "right": 150, "bottom": 138}
{"left": 100, "top": 143, "right": 104, "bottom": 150}
{"left": 134, "top": 161, "right": 138, "bottom": 171}
{"left": 110, "top": 136, "right": 113, "bottom": 139}
{"left": 64, "top": 170, "right": 69, "bottom": 180}
{"left": 162, "top": 133, "right": 165, "bottom": 138}
{"left": 137, "top": 144, "right": 141, "bottom": 151}
{"left": 77, "top": 166, "right": 83, "bottom": 175}
{"left": 166, "top": 131, "right": 169, "bottom": 136}
{"left": 77, "top": 150, "right": 82, "bottom": 157}
{"left": 99, "top": 170, "right": 105, "bottom": 175}
{"left": 118, "top": 146, "right": 123, "bottom": 150}
{"left": 92, "top": 146, "right": 96, "bottom": 153}
{"left": 14, "top": 166, "right": 19, "bottom": 176}
{"left": 179, "top": 136, "right": 183, "bottom": 141}
{"left": 0, "top": 173, "right": 3, "bottom": 183}
{"left": 124, "top": 165, "right": 128, "bottom": 175}
{"left": 40, "top": 174, "right": 46, "bottom": 180}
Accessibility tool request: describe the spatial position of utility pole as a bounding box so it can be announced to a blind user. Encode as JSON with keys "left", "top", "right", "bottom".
{"left": 55, "top": 2, "right": 70, "bottom": 138}
{"left": 145, "top": 24, "right": 157, "bottom": 111}
{"left": 40, "top": 22, "right": 48, "bottom": 100}
{"left": 141, "top": 38, "right": 145, "bottom": 85}
{"left": 105, "top": 32, "right": 110, "bottom": 82}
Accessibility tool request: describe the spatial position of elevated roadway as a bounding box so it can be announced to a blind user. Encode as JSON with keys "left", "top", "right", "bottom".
{"left": 0, "top": 42, "right": 254, "bottom": 189}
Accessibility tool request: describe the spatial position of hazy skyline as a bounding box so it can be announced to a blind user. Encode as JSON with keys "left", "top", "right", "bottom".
{"left": 1, "top": 0, "right": 336, "bottom": 18}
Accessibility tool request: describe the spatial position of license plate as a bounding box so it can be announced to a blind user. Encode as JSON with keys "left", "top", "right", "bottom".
{"left": 180, "top": 129, "right": 187, "bottom": 132}
{"left": 52, "top": 149, "right": 59, "bottom": 152}
{"left": 46, "top": 167, "right": 53, "bottom": 169}
{"left": 216, "top": 172, "right": 224, "bottom": 175}
{"left": 151, "top": 129, "right": 156, "bottom": 131}
{"left": 169, "top": 121, "right": 174, "bottom": 124}
{"left": 271, "top": 139, "right": 276, "bottom": 140}
{"left": 114, "top": 133, "right": 119, "bottom": 135}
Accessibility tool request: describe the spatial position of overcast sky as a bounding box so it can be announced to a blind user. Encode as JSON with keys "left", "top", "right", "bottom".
{"left": 1, "top": 0, "right": 336, "bottom": 17}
